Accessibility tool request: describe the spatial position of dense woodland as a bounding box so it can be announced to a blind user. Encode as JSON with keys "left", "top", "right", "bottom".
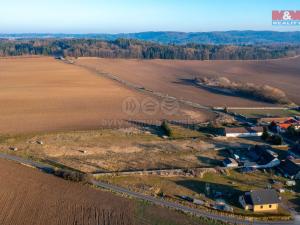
{"left": 0, "top": 39, "right": 300, "bottom": 60}
{"left": 2, "top": 31, "right": 300, "bottom": 45}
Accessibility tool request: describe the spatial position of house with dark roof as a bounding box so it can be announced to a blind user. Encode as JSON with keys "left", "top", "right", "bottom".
{"left": 289, "top": 144, "right": 300, "bottom": 158}
{"left": 279, "top": 158, "right": 300, "bottom": 180}
{"left": 224, "top": 127, "right": 263, "bottom": 138}
{"left": 247, "top": 145, "right": 280, "bottom": 169}
{"left": 239, "top": 189, "right": 280, "bottom": 212}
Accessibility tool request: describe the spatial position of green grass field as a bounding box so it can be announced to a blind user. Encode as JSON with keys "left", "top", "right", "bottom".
{"left": 229, "top": 109, "right": 300, "bottom": 118}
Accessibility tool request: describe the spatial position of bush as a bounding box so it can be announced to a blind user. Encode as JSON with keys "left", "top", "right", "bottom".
{"left": 53, "top": 169, "right": 89, "bottom": 183}
{"left": 261, "top": 127, "right": 270, "bottom": 141}
{"left": 199, "top": 76, "right": 291, "bottom": 104}
{"left": 271, "top": 134, "right": 283, "bottom": 145}
{"left": 287, "top": 125, "right": 299, "bottom": 137}
{"left": 161, "top": 120, "right": 173, "bottom": 137}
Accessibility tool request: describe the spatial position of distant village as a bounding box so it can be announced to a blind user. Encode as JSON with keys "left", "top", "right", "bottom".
{"left": 209, "top": 107, "right": 300, "bottom": 213}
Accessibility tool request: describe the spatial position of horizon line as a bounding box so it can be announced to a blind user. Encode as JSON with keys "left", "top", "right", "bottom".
{"left": 1, "top": 30, "right": 300, "bottom": 35}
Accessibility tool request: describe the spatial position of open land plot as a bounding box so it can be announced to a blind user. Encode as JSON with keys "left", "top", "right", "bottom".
{"left": 0, "top": 126, "right": 283, "bottom": 173}
{"left": 0, "top": 158, "right": 224, "bottom": 225}
{"left": 75, "top": 57, "right": 300, "bottom": 107}
{"left": 0, "top": 127, "right": 227, "bottom": 173}
{"left": 0, "top": 57, "right": 213, "bottom": 135}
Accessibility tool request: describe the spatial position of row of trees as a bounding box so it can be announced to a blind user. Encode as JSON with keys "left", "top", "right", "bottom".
{"left": 199, "top": 76, "right": 291, "bottom": 104}
{"left": 1, "top": 38, "right": 300, "bottom": 60}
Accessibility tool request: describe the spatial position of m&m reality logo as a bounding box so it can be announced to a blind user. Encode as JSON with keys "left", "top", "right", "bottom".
{"left": 272, "top": 10, "right": 300, "bottom": 25}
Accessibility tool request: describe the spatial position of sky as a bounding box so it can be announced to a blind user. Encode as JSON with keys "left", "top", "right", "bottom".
{"left": 0, "top": 0, "right": 300, "bottom": 33}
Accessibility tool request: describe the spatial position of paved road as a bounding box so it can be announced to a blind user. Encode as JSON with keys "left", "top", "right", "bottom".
{"left": 0, "top": 152, "right": 298, "bottom": 225}
{"left": 0, "top": 152, "right": 53, "bottom": 171}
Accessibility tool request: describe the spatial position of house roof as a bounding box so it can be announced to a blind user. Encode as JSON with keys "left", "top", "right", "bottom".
{"left": 244, "top": 193, "right": 253, "bottom": 205}
{"left": 249, "top": 189, "right": 280, "bottom": 205}
{"left": 284, "top": 119, "right": 298, "bottom": 124}
{"left": 279, "top": 123, "right": 292, "bottom": 129}
{"left": 281, "top": 158, "right": 300, "bottom": 176}
{"left": 258, "top": 117, "right": 293, "bottom": 124}
{"left": 248, "top": 145, "right": 268, "bottom": 161}
{"left": 225, "top": 127, "right": 263, "bottom": 134}
{"left": 259, "top": 150, "right": 278, "bottom": 164}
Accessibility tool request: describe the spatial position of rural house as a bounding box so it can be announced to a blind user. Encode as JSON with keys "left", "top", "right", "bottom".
{"left": 257, "top": 117, "right": 294, "bottom": 125}
{"left": 261, "top": 117, "right": 300, "bottom": 132}
{"left": 247, "top": 145, "right": 280, "bottom": 169}
{"left": 279, "top": 158, "right": 300, "bottom": 180}
{"left": 239, "top": 189, "right": 280, "bottom": 212}
{"left": 224, "top": 127, "right": 263, "bottom": 138}
{"left": 278, "top": 118, "right": 300, "bottom": 131}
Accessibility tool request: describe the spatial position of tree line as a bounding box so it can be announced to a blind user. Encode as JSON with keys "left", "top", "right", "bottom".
{"left": 0, "top": 38, "right": 300, "bottom": 60}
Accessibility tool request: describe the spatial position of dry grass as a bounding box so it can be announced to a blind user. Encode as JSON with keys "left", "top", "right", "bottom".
{"left": 199, "top": 76, "right": 291, "bottom": 104}
{"left": 0, "top": 128, "right": 219, "bottom": 173}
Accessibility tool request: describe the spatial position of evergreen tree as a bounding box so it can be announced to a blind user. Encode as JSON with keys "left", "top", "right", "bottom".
{"left": 161, "top": 120, "right": 173, "bottom": 137}
{"left": 271, "top": 134, "right": 283, "bottom": 145}
{"left": 261, "top": 126, "right": 270, "bottom": 141}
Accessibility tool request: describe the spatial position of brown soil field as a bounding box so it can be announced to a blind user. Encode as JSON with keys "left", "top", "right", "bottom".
{"left": 76, "top": 57, "right": 300, "bottom": 106}
{"left": 0, "top": 158, "right": 135, "bottom": 225}
{"left": 0, "top": 57, "right": 212, "bottom": 135}
{"left": 0, "top": 158, "right": 221, "bottom": 225}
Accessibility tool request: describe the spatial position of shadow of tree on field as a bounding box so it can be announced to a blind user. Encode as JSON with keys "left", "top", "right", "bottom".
{"left": 126, "top": 120, "right": 164, "bottom": 136}
{"left": 197, "top": 156, "right": 221, "bottom": 167}
{"left": 175, "top": 179, "right": 244, "bottom": 207}
{"left": 173, "top": 78, "right": 236, "bottom": 97}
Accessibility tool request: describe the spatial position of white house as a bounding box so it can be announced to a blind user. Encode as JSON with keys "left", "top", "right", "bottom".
{"left": 224, "top": 127, "right": 263, "bottom": 138}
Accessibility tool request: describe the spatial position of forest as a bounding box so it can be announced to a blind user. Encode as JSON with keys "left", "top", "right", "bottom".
{"left": 1, "top": 38, "right": 300, "bottom": 60}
